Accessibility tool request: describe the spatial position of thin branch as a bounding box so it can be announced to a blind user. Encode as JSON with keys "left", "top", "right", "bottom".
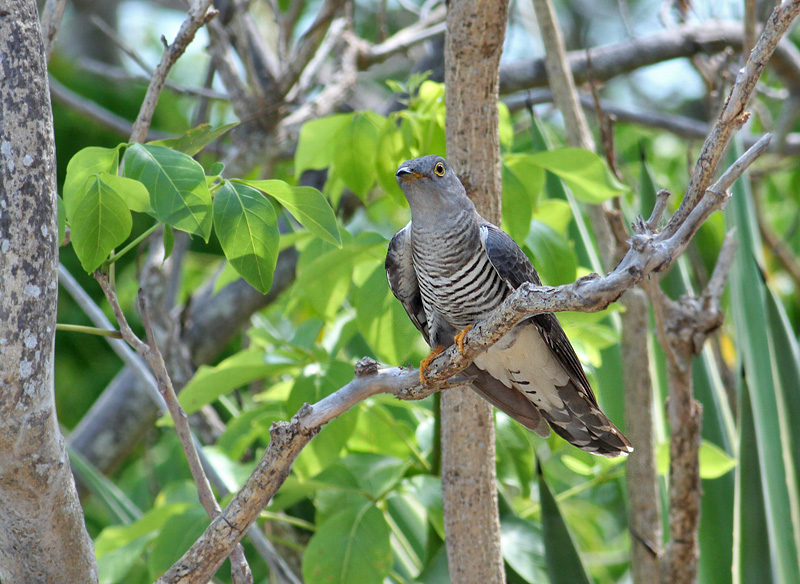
{"left": 130, "top": 0, "right": 218, "bottom": 143}
{"left": 49, "top": 75, "right": 170, "bottom": 141}
{"left": 95, "top": 272, "right": 253, "bottom": 583}
{"left": 357, "top": 4, "right": 446, "bottom": 67}
{"left": 60, "top": 265, "right": 299, "bottom": 581}
{"left": 90, "top": 15, "right": 154, "bottom": 76}
{"left": 39, "top": 0, "right": 67, "bottom": 61}
{"left": 668, "top": 0, "right": 800, "bottom": 234}
{"left": 277, "top": 0, "right": 347, "bottom": 96}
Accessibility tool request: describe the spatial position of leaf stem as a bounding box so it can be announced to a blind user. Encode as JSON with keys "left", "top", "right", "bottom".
{"left": 56, "top": 323, "right": 123, "bottom": 339}
{"left": 106, "top": 222, "right": 162, "bottom": 266}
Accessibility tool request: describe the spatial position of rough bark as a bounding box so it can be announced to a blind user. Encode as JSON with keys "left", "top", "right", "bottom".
{"left": 0, "top": 1, "right": 98, "bottom": 581}
{"left": 442, "top": 1, "right": 509, "bottom": 582}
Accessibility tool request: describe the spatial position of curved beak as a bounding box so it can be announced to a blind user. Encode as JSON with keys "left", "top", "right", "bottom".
{"left": 396, "top": 166, "right": 424, "bottom": 182}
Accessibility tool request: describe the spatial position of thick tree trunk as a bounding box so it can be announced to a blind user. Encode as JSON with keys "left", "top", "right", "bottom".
{"left": 0, "top": 1, "right": 98, "bottom": 581}
{"left": 442, "top": 1, "right": 510, "bottom": 582}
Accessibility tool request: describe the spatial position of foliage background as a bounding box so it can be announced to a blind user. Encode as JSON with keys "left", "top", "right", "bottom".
{"left": 49, "top": 1, "right": 800, "bottom": 583}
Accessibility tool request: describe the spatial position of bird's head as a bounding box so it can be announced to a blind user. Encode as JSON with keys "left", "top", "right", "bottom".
{"left": 395, "top": 155, "right": 472, "bottom": 219}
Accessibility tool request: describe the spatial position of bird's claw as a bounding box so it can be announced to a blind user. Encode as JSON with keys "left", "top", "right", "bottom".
{"left": 419, "top": 345, "right": 446, "bottom": 385}
{"left": 454, "top": 325, "right": 473, "bottom": 355}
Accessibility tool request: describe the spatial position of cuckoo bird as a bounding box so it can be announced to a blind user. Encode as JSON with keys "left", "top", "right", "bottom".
{"left": 386, "top": 155, "right": 633, "bottom": 457}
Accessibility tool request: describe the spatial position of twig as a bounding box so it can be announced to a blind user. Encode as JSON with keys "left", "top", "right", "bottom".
{"left": 95, "top": 272, "right": 253, "bottom": 583}
{"left": 668, "top": 0, "right": 800, "bottom": 234}
{"left": 130, "top": 0, "right": 218, "bottom": 143}
{"left": 49, "top": 75, "right": 172, "bottom": 141}
{"left": 356, "top": 4, "right": 446, "bottom": 67}
{"left": 40, "top": 0, "right": 67, "bottom": 61}
{"left": 277, "top": 0, "right": 347, "bottom": 96}
{"left": 90, "top": 15, "right": 153, "bottom": 76}
{"left": 60, "top": 264, "right": 298, "bottom": 581}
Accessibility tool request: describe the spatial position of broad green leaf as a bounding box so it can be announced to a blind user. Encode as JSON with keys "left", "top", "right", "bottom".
{"left": 656, "top": 439, "right": 737, "bottom": 479}
{"left": 501, "top": 157, "right": 537, "bottom": 241}
{"left": 353, "top": 262, "right": 421, "bottom": 364}
{"left": 295, "top": 113, "right": 353, "bottom": 176}
{"left": 302, "top": 501, "right": 392, "bottom": 584}
{"left": 532, "top": 199, "right": 573, "bottom": 236}
{"left": 525, "top": 220, "right": 577, "bottom": 285}
{"left": 530, "top": 148, "right": 627, "bottom": 203}
{"left": 123, "top": 143, "right": 212, "bottom": 240}
{"left": 241, "top": 179, "right": 341, "bottom": 246}
{"left": 501, "top": 516, "right": 547, "bottom": 584}
{"left": 63, "top": 146, "right": 119, "bottom": 204}
{"left": 213, "top": 181, "right": 279, "bottom": 294}
{"left": 149, "top": 122, "right": 238, "bottom": 156}
{"left": 347, "top": 400, "right": 420, "bottom": 461}
{"left": 94, "top": 502, "right": 194, "bottom": 557}
{"left": 67, "top": 172, "right": 133, "bottom": 272}
{"left": 538, "top": 467, "right": 592, "bottom": 584}
{"left": 332, "top": 112, "right": 384, "bottom": 200}
{"left": 179, "top": 349, "right": 297, "bottom": 414}
{"left": 496, "top": 414, "right": 535, "bottom": 498}
{"left": 97, "top": 536, "right": 151, "bottom": 584}
{"left": 385, "top": 492, "right": 428, "bottom": 573}
{"left": 337, "top": 453, "right": 408, "bottom": 499}
{"left": 147, "top": 506, "right": 209, "bottom": 579}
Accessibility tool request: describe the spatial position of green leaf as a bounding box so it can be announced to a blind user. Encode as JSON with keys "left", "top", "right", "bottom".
{"left": 501, "top": 155, "right": 544, "bottom": 241}
{"left": 63, "top": 146, "right": 120, "bottom": 204}
{"left": 303, "top": 501, "right": 392, "bottom": 584}
{"left": 656, "top": 439, "right": 737, "bottom": 479}
{"left": 532, "top": 199, "right": 573, "bottom": 236}
{"left": 68, "top": 446, "right": 142, "bottom": 525}
{"left": 726, "top": 149, "right": 800, "bottom": 584}
{"left": 179, "top": 349, "right": 297, "bottom": 414}
{"left": 213, "top": 181, "right": 280, "bottom": 294}
{"left": 332, "top": 112, "right": 384, "bottom": 200}
{"left": 529, "top": 148, "right": 627, "bottom": 203}
{"left": 123, "top": 143, "right": 212, "bottom": 241}
{"left": 240, "top": 179, "right": 341, "bottom": 247}
{"left": 501, "top": 516, "right": 546, "bottom": 584}
{"left": 538, "top": 467, "right": 593, "bottom": 584}
{"left": 295, "top": 113, "right": 354, "bottom": 176}
{"left": 148, "top": 122, "right": 238, "bottom": 156}
{"left": 147, "top": 505, "right": 209, "bottom": 579}
{"left": 353, "top": 262, "right": 422, "bottom": 364}
{"left": 66, "top": 172, "right": 133, "bottom": 272}
{"left": 525, "top": 220, "right": 577, "bottom": 285}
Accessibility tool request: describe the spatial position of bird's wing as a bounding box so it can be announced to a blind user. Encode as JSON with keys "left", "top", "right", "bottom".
{"left": 480, "top": 223, "right": 597, "bottom": 404}
{"left": 479, "top": 223, "right": 633, "bottom": 457}
{"left": 386, "top": 224, "right": 429, "bottom": 345}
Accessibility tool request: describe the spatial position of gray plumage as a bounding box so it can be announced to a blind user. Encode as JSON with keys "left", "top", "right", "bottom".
{"left": 386, "top": 155, "right": 633, "bottom": 457}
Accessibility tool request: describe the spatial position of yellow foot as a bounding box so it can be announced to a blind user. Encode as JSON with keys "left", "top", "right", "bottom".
{"left": 454, "top": 325, "right": 473, "bottom": 355}
{"left": 419, "top": 345, "right": 446, "bottom": 385}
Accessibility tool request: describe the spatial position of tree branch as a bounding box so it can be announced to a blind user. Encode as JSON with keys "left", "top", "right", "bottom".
{"left": 129, "top": 0, "right": 218, "bottom": 143}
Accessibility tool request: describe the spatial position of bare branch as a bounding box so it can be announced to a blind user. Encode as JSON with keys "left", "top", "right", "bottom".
{"left": 130, "top": 0, "right": 218, "bottom": 143}
{"left": 710, "top": 132, "right": 771, "bottom": 195}
{"left": 668, "top": 1, "right": 800, "bottom": 234}
{"left": 39, "top": 0, "right": 67, "bottom": 61}
{"left": 357, "top": 4, "right": 446, "bottom": 67}
{"left": 500, "top": 20, "right": 800, "bottom": 95}
{"left": 49, "top": 75, "right": 171, "bottom": 141}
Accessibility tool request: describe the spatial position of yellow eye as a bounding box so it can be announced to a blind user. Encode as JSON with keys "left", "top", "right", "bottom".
{"left": 434, "top": 162, "right": 446, "bottom": 177}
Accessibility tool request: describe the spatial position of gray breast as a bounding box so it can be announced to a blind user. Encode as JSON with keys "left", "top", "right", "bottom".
{"left": 411, "top": 220, "right": 507, "bottom": 329}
